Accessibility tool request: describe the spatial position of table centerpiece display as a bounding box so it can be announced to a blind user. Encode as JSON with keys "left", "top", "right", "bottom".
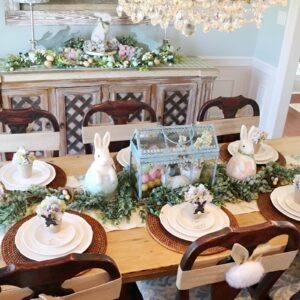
{"left": 130, "top": 124, "right": 219, "bottom": 198}
{"left": 0, "top": 126, "right": 299, "bottom": 260}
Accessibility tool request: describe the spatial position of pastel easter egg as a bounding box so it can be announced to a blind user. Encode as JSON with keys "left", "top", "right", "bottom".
{"left": 142, "top": 184, "right": 148, "bottom": 191}
{"left": 44, "top": 61, "right": 52, "bottom": 68}
{"left": 148, "top": 181, "right": 155, "bottom": 189}
{"left": 154, "top": 169, "right": 161, "bottom": 178}
{"left": 154, "top": 178, "right": 161, "bottom": 186}
{"left": 59, "top": 195, "right": 65, "bottom": 200}
{"left": 65, "top": 194, "right": 71, "bottom": 200}
{"left": 62, "top": 189, "right": 68, "bottom": 195}
{"left": 142, "top": 173, "right": 150, "bottom": 183}
{"left": 46, "top": 55, "right": 54, "bottom": 62}
{"left": 83, "top": 61, "right": 90, "bottom": 67}
{"left": 142, "top": 164, "right": 151, "bottom": 172}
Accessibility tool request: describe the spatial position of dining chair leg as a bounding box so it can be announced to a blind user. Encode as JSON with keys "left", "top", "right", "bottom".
{"left": 248, "top": 271, "right": 284, "bottom": 300}
{"left": 290, "top": 290, "right": 300, "bottom": 300}
{"left": 119, "top": 282, "right": 144, "bottom": 300}
{"left": 176, "top": 289, "right": 189, "bottom": 300}
{"left": 211, "top": 282, "right": 241, "bottom": 300}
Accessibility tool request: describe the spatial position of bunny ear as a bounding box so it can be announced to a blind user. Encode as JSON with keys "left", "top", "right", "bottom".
{"left": 94, "top": 133, "right": 102, "bottom": 149}
{"left": 231, "top": 243, "right": 249, "bottom": 265}
{"left": 240, "top": 125, "right": 247, "bottom": 141}
{"left": 248, "top": 126, "right": 256, "bottom": 141}
{"left": 102, "top": 131, "right": 111, "bottom": 148}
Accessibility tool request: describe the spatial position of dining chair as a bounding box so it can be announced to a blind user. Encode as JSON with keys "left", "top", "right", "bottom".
{"left": 137, "top": 221, "right": 299, "bottom": 300}
{"left": 0, "top": 253, "right": 122, "bottom": 300}
{"left": 197, "top": 95, "right": 260, "bottom": 143}
{"left": 82, "top": 99, "right": 157, "bottom": 153}
{"left": 0, "top": 108, "right": 60, "bottom": 158}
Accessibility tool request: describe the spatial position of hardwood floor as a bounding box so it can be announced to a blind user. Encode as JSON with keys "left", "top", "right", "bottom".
{"left": 283, "top": 94, "right": 300, "bottom": 136}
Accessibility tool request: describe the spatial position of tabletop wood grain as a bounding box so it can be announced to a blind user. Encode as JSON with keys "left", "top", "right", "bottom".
{"left": 41, "top": 136, "right": 300, "bottom": 282}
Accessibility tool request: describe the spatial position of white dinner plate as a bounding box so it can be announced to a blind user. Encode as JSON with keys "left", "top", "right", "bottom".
{"left": 227, "top": 141, "right": 278, "bottom": 164}
{"left": 116, "top": 147, "right": 136, "bottom": 167}
{"left": 270, "top": 186, "right": 300, "bottom": 221}
{"left": 15, "top": 213, "right": 93, "bottom": 261}
{"left": 20, "top": 214, "right": 84, "bottom": 256}
{"left": 0, "top": 161, "right": 56, "bottom": 191}
{"left": 276, "top": 185, "right": 300, "bottom": 217}
{"left": 160, "top": 203, "right": 230, "bottom": 241}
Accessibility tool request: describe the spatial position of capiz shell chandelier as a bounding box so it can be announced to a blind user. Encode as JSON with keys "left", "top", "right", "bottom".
{"left": 117, "top": 0, "right": 288, "bottom": 36}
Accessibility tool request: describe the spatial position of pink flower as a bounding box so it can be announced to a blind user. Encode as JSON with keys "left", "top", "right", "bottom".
{"left": 118, "top": 44, "right": 136, "bottom": 60}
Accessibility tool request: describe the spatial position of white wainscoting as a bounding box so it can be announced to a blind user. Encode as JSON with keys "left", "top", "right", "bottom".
{"left": 202, "top": 56, "right": 277, "bottom": 130}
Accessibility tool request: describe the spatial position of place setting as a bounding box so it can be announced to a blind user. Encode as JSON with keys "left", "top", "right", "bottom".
{"left": 146, "top": 184, "right": 238, "bottom": 254}
{"left": 257, "top": 175, "right": 300, "bottom": 230}
{"left": 0, "top": 147, "right": 66, "bottom": 191}
{"left": 2, "top": 194, "right": 107, "bottom": 264}
{"left": 220, "top": 126, "right": 286, "bottom": 166}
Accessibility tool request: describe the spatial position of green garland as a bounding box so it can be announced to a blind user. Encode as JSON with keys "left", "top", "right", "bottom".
{"left": 0, "top": 162, "right": 299, "bottom": 230}
{"left": 5, "top": 36, "right": 181, "bottom": 72}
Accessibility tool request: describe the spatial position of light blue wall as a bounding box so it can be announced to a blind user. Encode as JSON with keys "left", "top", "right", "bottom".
{"left": 254, "top": 5, "right": 289, "bottom": 67}
{"left": 0, "top": 1, "right": 287, "bottom": 67}
{"left": 0, "top": 1, "right": 259, "bottom": 58}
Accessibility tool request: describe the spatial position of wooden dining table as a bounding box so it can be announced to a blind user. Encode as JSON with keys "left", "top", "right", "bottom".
{"left": 41, "top": 136, "right": 300, "bottom": 284}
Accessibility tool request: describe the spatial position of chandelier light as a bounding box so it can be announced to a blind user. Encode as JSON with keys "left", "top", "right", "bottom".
{"left": 117, "top": 0, "right": 288, "bottom": 37}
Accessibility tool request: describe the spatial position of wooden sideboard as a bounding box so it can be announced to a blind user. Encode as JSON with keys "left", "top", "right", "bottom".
{"left": 0, "top": 57, "right": 219, "bottom": 156}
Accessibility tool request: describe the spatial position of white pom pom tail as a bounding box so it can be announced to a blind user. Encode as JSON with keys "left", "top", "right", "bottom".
{"left": 225, "top": 261, "right": 264, "bottom": 289}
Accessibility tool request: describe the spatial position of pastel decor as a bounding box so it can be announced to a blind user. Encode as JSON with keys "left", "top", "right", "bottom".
{"left": 226, "top": 125, "right": 256, "bottom": 180}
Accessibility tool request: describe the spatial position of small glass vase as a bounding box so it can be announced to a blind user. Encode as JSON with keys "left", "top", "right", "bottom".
{"left": 17, "top": 163, "right": 33, "bottom": 179}
{"left": 253, "top": 143, "right": 261, "bottom": 154}
{"left": 294, "top": 187, "right": 300, "bottom": 204}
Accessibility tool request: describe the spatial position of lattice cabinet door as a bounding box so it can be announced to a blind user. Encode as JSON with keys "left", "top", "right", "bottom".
{"left": 154, "top": 83, "right": 197, "bottom": 125}
{"left": 102, "top": 84, "right": 152, "bottom": 122}
{"left": 1, "top": 88, "right": 49, "bottom": 132}
{"left": 56, "top": 87, "right": 101, "bottom": 156}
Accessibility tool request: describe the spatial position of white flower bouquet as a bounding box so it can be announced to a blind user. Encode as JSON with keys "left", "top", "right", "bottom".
{"left": 12, "top": 147, "right": 35, "bottom": 165}
{"left": 36, "top": 196, "right": 66, "bottom": 230}
{"left": 293, "top": 174, "right": 300, "bottom": 204}
{"left": 12, "top": 147, "right": 36, "bottom": 178}
{"left": 194, "top": 131, "right": 213, "bottom": 148}
{"left": 184, "top": 184, "right": 213, "bottom": 214}
{"left": 251, "top": 128, "right": 268, "bottom": 145}
{"left": 293, "top": 174, "right": 300, "bottom": 189}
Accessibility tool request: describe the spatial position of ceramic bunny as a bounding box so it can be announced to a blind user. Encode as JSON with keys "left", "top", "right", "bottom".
{"left": 226, "top": 125, "right": 256, "bottom": 180}
{"left": 91, "top": 13, "right": 111, "bottom": 44}
{"left": 84, "top": 132, "right": 118, "bottom": 195}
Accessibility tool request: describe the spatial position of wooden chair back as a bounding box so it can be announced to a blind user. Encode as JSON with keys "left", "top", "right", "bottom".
{"left": 82, "top": 100, "right": 157, "bottom": 153}
{"left": 0, "top": 108, "right": 60, "bottom": 158}
{"left": 197, "top": 95, "right": 260, "bottom": 143}
{"left": 176, "top": 221, "right": 299, "bottom": 300}
{"left": 0, "top": 253, "right": 122, "bottom": 300}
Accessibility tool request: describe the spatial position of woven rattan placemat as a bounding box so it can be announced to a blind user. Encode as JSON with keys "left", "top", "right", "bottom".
{"left": 2, "top": 210, "right": 107, "bottom": 264}
{"left": 257, "top": 193, "right": 300, "bottom": 231}
{"left": 48, "top": 163, "right": 67, "bottom": 189}
{"left": 146, "top": 207, "right": 238, "bottom": 254}
{"left": 219, "top": 143, "right": 286, "bottom": 167}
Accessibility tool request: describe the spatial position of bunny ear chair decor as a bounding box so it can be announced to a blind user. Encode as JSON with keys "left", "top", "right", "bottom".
{"left": 84, "top": 132, "right": 118, "bottom": 195}
{"left": 225, "top": 243, "right": 265, "bottom": 289}
{"left": 226, "top": 125, "right": 257, "bottom": 180}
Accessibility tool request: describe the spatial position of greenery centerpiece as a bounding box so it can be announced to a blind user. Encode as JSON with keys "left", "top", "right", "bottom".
{"left": 5, "top": 36, "right": 180, "bottom": 72}
{"left": 0, "top": 161, "right": 299, "bottom": 231}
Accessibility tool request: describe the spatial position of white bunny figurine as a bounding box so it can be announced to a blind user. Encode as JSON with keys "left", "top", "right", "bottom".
{"left": 226, "top": 125, "right": 257, "bottom": 180}
{"left": 84, "top": 132, "right": 118, "bottom": 195}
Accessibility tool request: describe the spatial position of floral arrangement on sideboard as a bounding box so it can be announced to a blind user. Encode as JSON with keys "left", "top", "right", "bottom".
{"left": 5, "top": 36, "right": 180, "bottom": 72}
